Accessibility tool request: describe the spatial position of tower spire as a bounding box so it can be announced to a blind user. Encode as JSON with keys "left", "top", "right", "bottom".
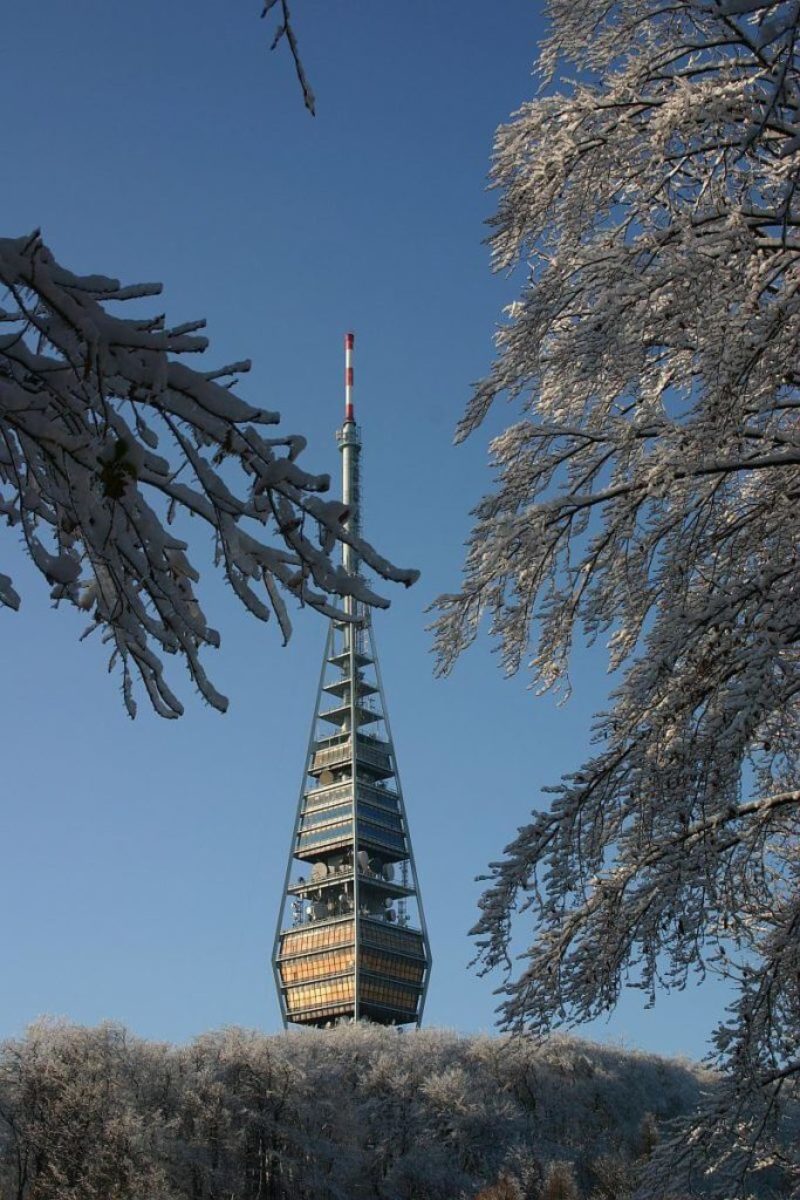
{"left": 339, "top": 333, "right": 360, "bottom": 584}
{"left": 344, "top": 331, "right": 354, "bottom": 423}
{"left": 272, "top": 335, "right": 431, "bottom": 1029}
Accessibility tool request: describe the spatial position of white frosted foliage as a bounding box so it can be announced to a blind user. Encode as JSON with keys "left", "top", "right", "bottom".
{"left": 0, "top": 233, "right": 416, "bottom": 717}
{"left": 433, "top": 3, "right": 800, "bottom": 1195}
{"left": 0, "top": 1020, "right": 707, "bottom": 1200}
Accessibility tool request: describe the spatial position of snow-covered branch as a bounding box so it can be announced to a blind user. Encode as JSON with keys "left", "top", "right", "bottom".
{"left": 0, "top": 232, "right": 416, "bottom": 717}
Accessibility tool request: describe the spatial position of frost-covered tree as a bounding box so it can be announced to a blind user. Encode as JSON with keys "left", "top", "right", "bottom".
{"left": 0, "top": 1021, "right": 704, "bottom": 1200}
{"left": 0, "top": 1020, "right": 173, "bottom": 1200}
{"left": 0, "top": 232, "right": 415, "bottom": 717}
{"left": 432, "top": 2, "right": 800, "bottom": 1194}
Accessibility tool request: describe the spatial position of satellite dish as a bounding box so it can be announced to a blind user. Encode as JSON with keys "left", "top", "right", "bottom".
{"left": 382, "top": 863, "right": 395, "bottom": 882}
{"left": 384, "top": 897, "right": 394, "bottom": 908}
{"left": 357, "top": 850, "right": 369, "bottom": 872}
{"left": 311, "top": 862, "right": 328, "bottom": 882}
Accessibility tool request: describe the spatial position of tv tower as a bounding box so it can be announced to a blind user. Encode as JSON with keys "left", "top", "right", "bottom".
{"left": 272, "top": 334, "right": 431, "bottom": 1027}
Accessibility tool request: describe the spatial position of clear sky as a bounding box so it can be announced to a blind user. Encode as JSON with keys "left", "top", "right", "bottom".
{"left": 1, "top": 1, "right": 729, "bottom": 1060}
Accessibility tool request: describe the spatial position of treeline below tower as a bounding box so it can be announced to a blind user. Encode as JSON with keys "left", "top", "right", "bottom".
{"left": 0, "top": 1020, "right": 711, "bottom": 1200}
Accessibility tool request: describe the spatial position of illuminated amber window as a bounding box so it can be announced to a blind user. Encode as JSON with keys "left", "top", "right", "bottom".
{"left": 280, "top": 919, "right": 355, "bottom": 959}
{"left": 280, "top": 947, "right": 355, "bottom": 984}
{"left": 285, "top": 978, "right": 355, "bottom": 1012}
{"left": 293, "top": 1006, "right": 350, "bottom": 1023}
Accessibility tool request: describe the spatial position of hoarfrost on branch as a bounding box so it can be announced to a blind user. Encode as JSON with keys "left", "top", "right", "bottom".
{"left": 0, "top": 1020, "right": 705, "bottom": 1200}
{"left": 433, "top": 2, "right": 800, "bottom": 1193}
{"left": 0, "top": 232, "right": 416, "bottom": 718}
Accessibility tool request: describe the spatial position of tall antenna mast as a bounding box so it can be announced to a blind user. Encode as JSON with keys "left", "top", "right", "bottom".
{"left": 345, "top": 330, "right": 354, "bottom": 422}
{"left": 340, "top": 332, "right": 361, "bottom": 588}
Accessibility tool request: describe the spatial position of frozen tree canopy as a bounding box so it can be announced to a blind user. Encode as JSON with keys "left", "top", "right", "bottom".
{"left": 433, "top": 1, "right": 800, "bottom": 1193}
{"left": 0, "top": 1020, "right": 708, "bottom": 1200}
{"left": 0, "top": 232, "right": 416, "bottom": 718}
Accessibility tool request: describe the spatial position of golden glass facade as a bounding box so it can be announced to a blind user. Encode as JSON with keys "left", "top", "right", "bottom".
{"left": 282, "top": 972, "right": 419, "bottom": 1021}
{"left": 276, "top": 915, "right": 427, "bottom": 1023}
{"left": 279, "top": 947, "right": 355, "bottom": 984}
{"left": 285, "top": 977, "right": 354, "bottom": 1014}
{"left": 279, "top": 919, "right": 355, "bottom": 959}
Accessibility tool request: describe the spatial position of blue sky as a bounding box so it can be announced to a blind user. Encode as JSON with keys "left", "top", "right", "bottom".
{"left": 1, "top": 1, "right": 729, "bottom": 1059}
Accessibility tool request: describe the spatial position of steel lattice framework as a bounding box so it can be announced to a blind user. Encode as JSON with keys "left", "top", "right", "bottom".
{"left": 272, "top": 335, "right": 431, "bottom": 1027}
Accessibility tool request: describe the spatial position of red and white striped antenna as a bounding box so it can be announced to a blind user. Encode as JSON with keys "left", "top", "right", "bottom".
{"left": 345, "top": 331, "right": 355, "bottom": 422}
{"left": 338, "top": 331, "right": 361, "bottom": 575}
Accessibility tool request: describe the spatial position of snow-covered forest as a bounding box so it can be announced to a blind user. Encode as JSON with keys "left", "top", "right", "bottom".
{"left": 0, "top": 1021, "right": 710, "bottom": 1200}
